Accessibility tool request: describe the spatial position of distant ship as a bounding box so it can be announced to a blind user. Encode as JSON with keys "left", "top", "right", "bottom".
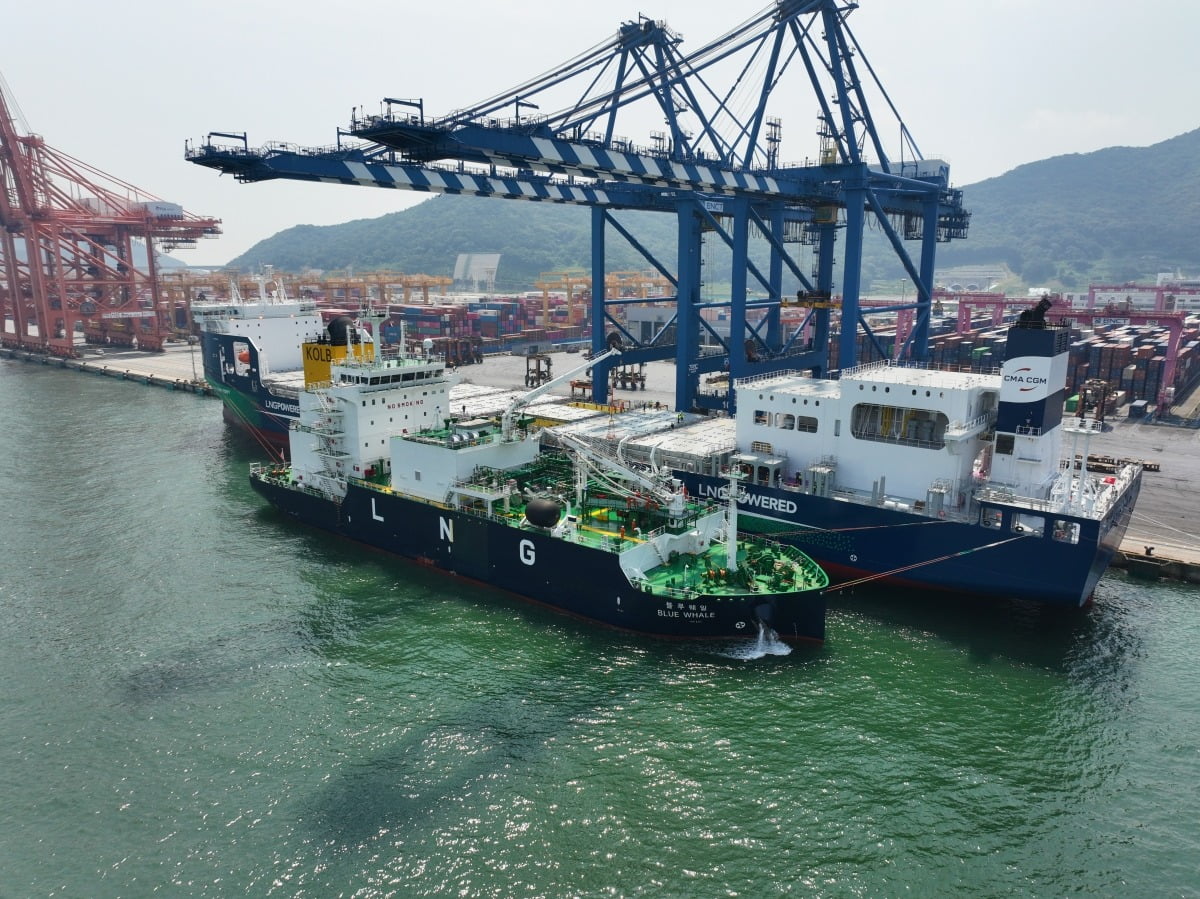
{"left": 193, "top": 279, "right": 340, "bottom": 450}
{"left": 247, "top": 334, "right": 827, "bottom": 641}
{"left": 194, "top": 280, "right": 376, "bottom": 448}
{"left": 672, "top": 304, "right": 1142, "bottom": 607}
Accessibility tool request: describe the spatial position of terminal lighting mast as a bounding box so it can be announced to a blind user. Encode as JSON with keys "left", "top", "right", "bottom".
{"left": 1, "top": 73, "right": 221, "bottom": 356}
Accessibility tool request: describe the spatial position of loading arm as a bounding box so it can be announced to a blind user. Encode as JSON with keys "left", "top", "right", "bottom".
{"left": 501, "top": 346, "right": 621, "bottom": 440}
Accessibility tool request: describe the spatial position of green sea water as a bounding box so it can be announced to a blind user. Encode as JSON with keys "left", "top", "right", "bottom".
{"left": 1, "top": 360, "right": 1198, "bottom": 898}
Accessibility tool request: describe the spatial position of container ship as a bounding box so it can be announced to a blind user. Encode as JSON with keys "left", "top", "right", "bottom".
{"left": 193, "top": 282, "right": 347, "bottom": 449}
{"left": 676, "top": 308, "right": 1142, "bottom": 607}
{"left": 551, "top": 306, "right": 1142, "bottom": 608}
{"left": 247, "top": 333, "right": 827, "bottom": 642}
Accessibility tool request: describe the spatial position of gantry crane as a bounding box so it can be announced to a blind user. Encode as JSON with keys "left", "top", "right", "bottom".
{"left": 1, "top": 74, "right": 220, "bottom": 355}
{"left": 187, "top": 0, "right": 968, "bottom": 409}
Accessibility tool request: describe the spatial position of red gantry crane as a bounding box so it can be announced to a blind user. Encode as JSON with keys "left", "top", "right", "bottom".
{"left": 1, "top": 73, "right": 220, "bottom": 356}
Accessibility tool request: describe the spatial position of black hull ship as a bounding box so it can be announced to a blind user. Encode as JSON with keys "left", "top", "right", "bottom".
{"left": 249, "top": 333, "right": 827, "bottom": 641}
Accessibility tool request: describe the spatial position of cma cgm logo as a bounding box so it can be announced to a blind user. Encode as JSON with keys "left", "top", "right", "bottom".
{"left": 1004, "top": 367, "right": 1048, "bottom": 391}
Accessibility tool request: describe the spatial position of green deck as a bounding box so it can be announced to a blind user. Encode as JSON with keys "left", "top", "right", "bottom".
{"left": 258, "top": 451, "right": 829, "bottom": 601}
{"left": 465, "top": 454, "right": 828, "bottom": 598}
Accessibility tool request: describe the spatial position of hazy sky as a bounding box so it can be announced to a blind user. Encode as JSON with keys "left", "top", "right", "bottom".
{"left": 4, "top": 0, "right": 1197, "bottom": 267}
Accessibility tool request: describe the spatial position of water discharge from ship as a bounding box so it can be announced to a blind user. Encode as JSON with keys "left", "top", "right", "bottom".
{"left": 720, "top": 619, "right": 792, "bottom": 660}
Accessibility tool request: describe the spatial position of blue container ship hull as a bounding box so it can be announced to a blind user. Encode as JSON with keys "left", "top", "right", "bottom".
{"left": 678, "top": 472, "right": 1141, "bottom": 607}
{"left": 250, "top": 475, "right": 826, "bottom": 642}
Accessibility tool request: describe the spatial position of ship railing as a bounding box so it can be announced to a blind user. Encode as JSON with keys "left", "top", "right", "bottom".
{"left": 743, "top": 536, "right": 829, "bottom": 586}
{"left": 406, "top": 431, "right": 497, "bottom": 450}
{"left": 293, "top": 421, "right": 343, "bottom": 437}
{"left": 789, "top": 481, "right": 974, "bottom": 523}
{"left": 837, "top": 359, "right": 897, "bottom": 378}
{"left": 849, "top": 430, "right": 946, "bottom": 451}
{"left": 251, "top": 463, "right": 343, "bottom": 503}
{"left": 1062, "top": 418, "right": 1104, "bottom": 435}
{"left": 733, "top": 369, "right": 806, "bottom": 388}
{"left": 1087, "top": 461, "right": 1141, "bottom": 517}
{"left": 975, "top": 485, "right": 1084, "bottom": 517}
{"left": 977, "top": 459, "right": 1139, "bottom": 519}
{"left": 628, "top": 576, "right": 697, "bottom": 601}
{"left": 945, "top": 411, "right": 994, "bottom": 438}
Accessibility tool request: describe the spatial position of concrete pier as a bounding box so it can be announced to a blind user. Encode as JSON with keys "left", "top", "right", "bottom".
{"left": 1, "top": 343, "right": 212, "bottom": 394}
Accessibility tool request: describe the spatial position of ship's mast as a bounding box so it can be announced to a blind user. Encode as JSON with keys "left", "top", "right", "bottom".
{"left": 725, "top": 466, "right": 741, "bottom": 573}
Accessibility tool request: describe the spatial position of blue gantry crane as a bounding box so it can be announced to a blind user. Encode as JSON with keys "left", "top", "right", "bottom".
{"left": 187, "top": 0, "right": 968, "bottom": 410}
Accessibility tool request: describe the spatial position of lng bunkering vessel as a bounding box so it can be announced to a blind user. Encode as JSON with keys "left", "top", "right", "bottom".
{"left": 247, "top": 330, "right": 827, "bottom": 642}
{"left": 555, "top": 307, "right": 1142, "bottom": 608}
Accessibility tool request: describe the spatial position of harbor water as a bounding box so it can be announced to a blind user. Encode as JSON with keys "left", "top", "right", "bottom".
{"left": 2, "top": 361, "right": 1198, "bottom": 898}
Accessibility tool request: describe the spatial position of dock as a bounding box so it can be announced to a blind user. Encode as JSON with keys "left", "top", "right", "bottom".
{"left": 1, "top": 343, "right": 212, "bottom": 394}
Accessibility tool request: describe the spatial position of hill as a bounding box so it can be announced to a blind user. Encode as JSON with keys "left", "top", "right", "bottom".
{"left": 226, "top": 129, "right": 1200, "bottom": 290}
{"left": 226, "top": 197, "right": 677, "bottom": 291}
{"left": 937, "top": 128, "right": 1200, "bottom": 287}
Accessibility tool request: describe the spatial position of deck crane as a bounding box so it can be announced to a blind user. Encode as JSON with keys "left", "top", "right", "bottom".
{"left": 187, "top": 0, "right": 968, "bottom": 410}
{"left": 2, "top": 74, "right": 220, "bottom": 355}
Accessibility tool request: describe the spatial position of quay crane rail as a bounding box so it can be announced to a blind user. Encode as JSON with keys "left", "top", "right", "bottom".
{"left": 187, "top": 1, "right": 968, "bottom": 410}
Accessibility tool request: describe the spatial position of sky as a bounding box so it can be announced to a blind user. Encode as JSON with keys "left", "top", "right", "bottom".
{"left": 4, "top": 0, "right": 1198, "bottom": 268}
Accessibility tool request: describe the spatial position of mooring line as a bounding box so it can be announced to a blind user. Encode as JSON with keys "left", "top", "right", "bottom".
{"left": 822, "top": 535, "right": 1029, "bottom": 593}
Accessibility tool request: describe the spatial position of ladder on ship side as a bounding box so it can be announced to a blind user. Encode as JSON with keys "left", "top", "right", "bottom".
{"left": 311, "top": 390, "right": 351, "bottom": 491}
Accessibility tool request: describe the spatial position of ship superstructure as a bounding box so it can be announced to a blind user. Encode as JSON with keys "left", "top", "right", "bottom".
{"left": 195, "top": 278, "right": 335, "bottom": 444}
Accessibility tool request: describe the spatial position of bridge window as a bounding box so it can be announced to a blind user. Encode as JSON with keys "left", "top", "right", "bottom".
{"left": 797, "top": 415, "right": 818, "bottom": 433}
{"left": 754, "top": 410, "right": 769, "bottom": 426}
{"left": 778, "top": 413, "right": 795, "bottom": 429}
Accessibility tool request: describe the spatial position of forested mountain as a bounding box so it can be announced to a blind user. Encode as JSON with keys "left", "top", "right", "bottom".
{"left": 226, "top": 129, "right": 1200, "bottom": 290}
{"left": 938, "top": 128, "right": 1200, "bottom": 286}
{"left": 226, "top": 197, "right": 677, "bottom": 291}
